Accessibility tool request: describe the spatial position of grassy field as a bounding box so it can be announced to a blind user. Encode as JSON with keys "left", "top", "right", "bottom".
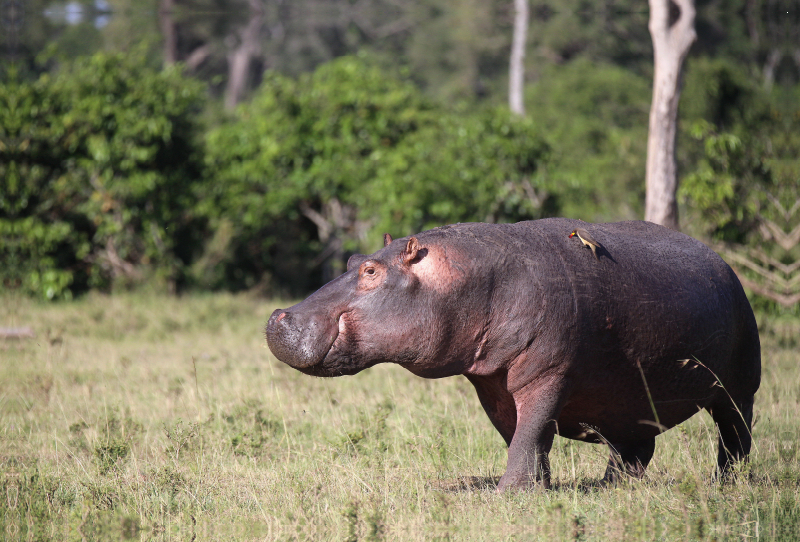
{"left": 1, "top": 291, "right": 799, "bottom": 540}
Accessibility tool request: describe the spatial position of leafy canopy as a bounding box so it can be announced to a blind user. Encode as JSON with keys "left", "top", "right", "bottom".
{"left": 1, "top": 53, "right": 205, "bottom": 298}
{"left": 202, "top": 56, "right": 552, "bottom": 292}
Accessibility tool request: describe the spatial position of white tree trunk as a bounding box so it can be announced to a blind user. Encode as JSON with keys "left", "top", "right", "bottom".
{"left": 645, "top": 0, "right": 696, "bottom": 230}
{"left": 509, "top": 0, "right": 528, "bottom": 116}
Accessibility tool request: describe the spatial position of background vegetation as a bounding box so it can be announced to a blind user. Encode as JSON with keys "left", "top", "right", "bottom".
{"left": 2, "top": 0, "right": 797, "bottom": 303}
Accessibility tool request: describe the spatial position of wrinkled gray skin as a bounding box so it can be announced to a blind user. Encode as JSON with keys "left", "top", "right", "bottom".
{"left": 266, "top": 219, "right": 761, "bottom": 490}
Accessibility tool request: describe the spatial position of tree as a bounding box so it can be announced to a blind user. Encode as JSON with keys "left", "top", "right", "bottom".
{"left": 159, "top": 0, "right": 178, "bottom": 65}
{"left": 0, "top": 53, "right": 206, "bottom": 298}
{"left": 644, "top": 0, "right": 696, "bottom": 230}
{"left": 509, "top": 0, "right": 528, "bottom": 115}
{"left": 202, "top": 57, "right": 552, "bottom": 293}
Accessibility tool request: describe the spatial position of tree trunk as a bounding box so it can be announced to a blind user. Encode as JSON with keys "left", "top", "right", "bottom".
{"left": 763, "top": 48, "right": 782, "bottom": 90}
{"left": 509, "top": 0, "right": 529, "bottom": 115}
{"left": 225, "top": 0, "right": 265, "bottom": 110}
{"left": 645, "top": 0, "right": 696, "bottom": 230}
{"left": 159, "top": 0, "right": 177, "bottom": 66}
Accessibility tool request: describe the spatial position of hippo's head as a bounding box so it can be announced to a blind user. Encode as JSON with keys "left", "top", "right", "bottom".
{"left": 266, "top": 231, "right": 491, "bottom": 378}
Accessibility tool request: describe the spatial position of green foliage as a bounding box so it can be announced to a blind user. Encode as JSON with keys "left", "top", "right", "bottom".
{"left": 3, "top": 42, "right": 793, "bottom": 299}
{"left": 6, "top": 54, "right": 549, "bottom": 297}
{"left": 525, "top": 58, "right": 651, "bottom": 221}
{"left": 201, "top": 56, "right": 432, "bottom": 290}
{"left": 202, "top": 56, "right": 552, "bottom": 291}
{"left": 679, "top": 57, "right": 795, "bottom": 244}
{"left": 681, "top": 57, "right": 770, "bottom": 131}
{"left": 528, "top": 0, "right": 652, "bottom": 73}
{"left": 680, "top": 120, "right": 770, "bottom": 242}
{"left": 0, "top": 52, "right": 206, "bottom": 298}
{"left": 0, "top": 217, "right": 82, "bottom": 299}
{"left": 372, "top": 105, "right": 552, "bottom": 235}
{"left": 679, "top": 58, "right": 800, "bottom": 313}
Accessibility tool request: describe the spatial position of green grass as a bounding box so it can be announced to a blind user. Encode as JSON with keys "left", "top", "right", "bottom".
{"left": 1, "top": 292, "right": 799, "bottom": 540}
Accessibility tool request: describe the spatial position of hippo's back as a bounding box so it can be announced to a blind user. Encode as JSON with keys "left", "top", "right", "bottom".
{"left": 405, "top": 219, "right": 759, "bottom": 401}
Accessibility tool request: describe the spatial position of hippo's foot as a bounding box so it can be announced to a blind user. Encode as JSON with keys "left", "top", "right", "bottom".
{"left": 601, "top": 438, "right": 656, "bottom": 486}
{"left": 496, "top": 469, "right": 551, "bottom": 492}
{"left": 709, "top": 395, "right": 754, "bottom": 482}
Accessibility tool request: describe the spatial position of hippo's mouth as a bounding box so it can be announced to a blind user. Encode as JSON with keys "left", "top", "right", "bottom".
{"left": 289, "top": 312, "right": 347, "bottom": 376}
{"left": 267, "top": 307, "right": 371, "bottom": 377}
{"left": 307, "top": 312, "right": 379, "bottom": 377}
{"left": 328, "top": 312, "right": 347, "bottom": 353}
{"left": 310, "top": 312, "right": 359, "bottom": 375}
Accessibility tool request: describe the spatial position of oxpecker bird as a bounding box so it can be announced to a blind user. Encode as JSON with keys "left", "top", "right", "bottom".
{"left": 569, "top": 228, "right": 601, "bottom": 260}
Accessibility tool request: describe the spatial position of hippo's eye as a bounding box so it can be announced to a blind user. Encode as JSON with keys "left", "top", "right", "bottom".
{"left": 357, "top": 262, "right": 383, "bottom": 290}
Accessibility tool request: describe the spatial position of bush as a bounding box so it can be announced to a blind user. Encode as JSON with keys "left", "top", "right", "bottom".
{"left": 0, "top": 53, "right": 206, "bottom": 298}
{"left": 3, "top": 54, "right": 553, "bottom": 297}
{"left": 202, "top": 56, "right": 553, "bottom": 291}
{"left": 679, "top": 58, "right": 800, "bottom": 313}
{"left": 371, "top": 105, "right": 553, "bottom": 236}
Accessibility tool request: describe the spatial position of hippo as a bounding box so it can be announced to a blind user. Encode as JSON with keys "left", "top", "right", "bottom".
{"left": 266, "top": 218, "right": 761, "bottom": 490}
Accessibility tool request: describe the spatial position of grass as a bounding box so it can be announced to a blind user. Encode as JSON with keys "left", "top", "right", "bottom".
{"left": 1, "top": 291, "right": 799, "bottom": 540}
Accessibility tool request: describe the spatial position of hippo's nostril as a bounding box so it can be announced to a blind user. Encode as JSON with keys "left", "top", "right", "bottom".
{"left": 269, "top": 308, "right": 286, "bottom": 326}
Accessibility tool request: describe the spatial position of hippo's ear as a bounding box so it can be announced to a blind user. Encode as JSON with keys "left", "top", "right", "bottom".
{"left": 402, "top": 237, "right": 420, "bottom": 265}
{"left": 383, "top": 233, "right": 393, "bottom": 247}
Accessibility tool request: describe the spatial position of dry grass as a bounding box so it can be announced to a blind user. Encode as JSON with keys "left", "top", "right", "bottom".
{"left": 1, "top": 291, "right": 799, "bottom": 540}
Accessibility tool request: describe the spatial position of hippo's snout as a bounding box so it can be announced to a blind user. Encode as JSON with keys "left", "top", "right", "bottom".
{"left": 266, "top": 307, "right": 340, "bottom": 371}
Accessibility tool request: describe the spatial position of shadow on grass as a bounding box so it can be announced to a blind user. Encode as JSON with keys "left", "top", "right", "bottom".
{"left": 430, "top": 476, "right": 500, "bottom": 492}
{"left": 430, "top": 475, "right": 674, "bottom": 493}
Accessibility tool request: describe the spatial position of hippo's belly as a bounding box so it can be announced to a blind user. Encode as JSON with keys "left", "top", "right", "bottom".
{"left": 556, "top": 399, "right": 706, "bottom": 443}
{"left": 558, "top": 374, "right": 714, "bottom": 444}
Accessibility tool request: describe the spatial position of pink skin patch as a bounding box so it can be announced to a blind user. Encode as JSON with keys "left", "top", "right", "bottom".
{"left": 276, "top": 312, "right": 286, "bottom": 322}
{"left": 408, "top": 245, "right": 466, "bottom": 293}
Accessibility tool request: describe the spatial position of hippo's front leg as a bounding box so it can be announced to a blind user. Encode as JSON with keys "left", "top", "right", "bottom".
{"left": 496, "top": 381, "right": 566, "bottom": 491}
{"left": 465, "top": 374, "right": 517, "bottom": 446}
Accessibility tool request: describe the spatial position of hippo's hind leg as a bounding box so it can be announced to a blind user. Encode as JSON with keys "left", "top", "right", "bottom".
{"left": 602, "top": 438, "right": 656, "bottom": 485}
{"left": 708, "top": 394, "right": 754, "bottom": 480}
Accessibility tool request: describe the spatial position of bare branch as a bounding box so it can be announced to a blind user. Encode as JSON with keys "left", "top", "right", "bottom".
{"left": 299, "top": 201, "right": 333, "bottom": 242}
{"left": 186, "top": 44, "right": 213, "bottom": 71}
